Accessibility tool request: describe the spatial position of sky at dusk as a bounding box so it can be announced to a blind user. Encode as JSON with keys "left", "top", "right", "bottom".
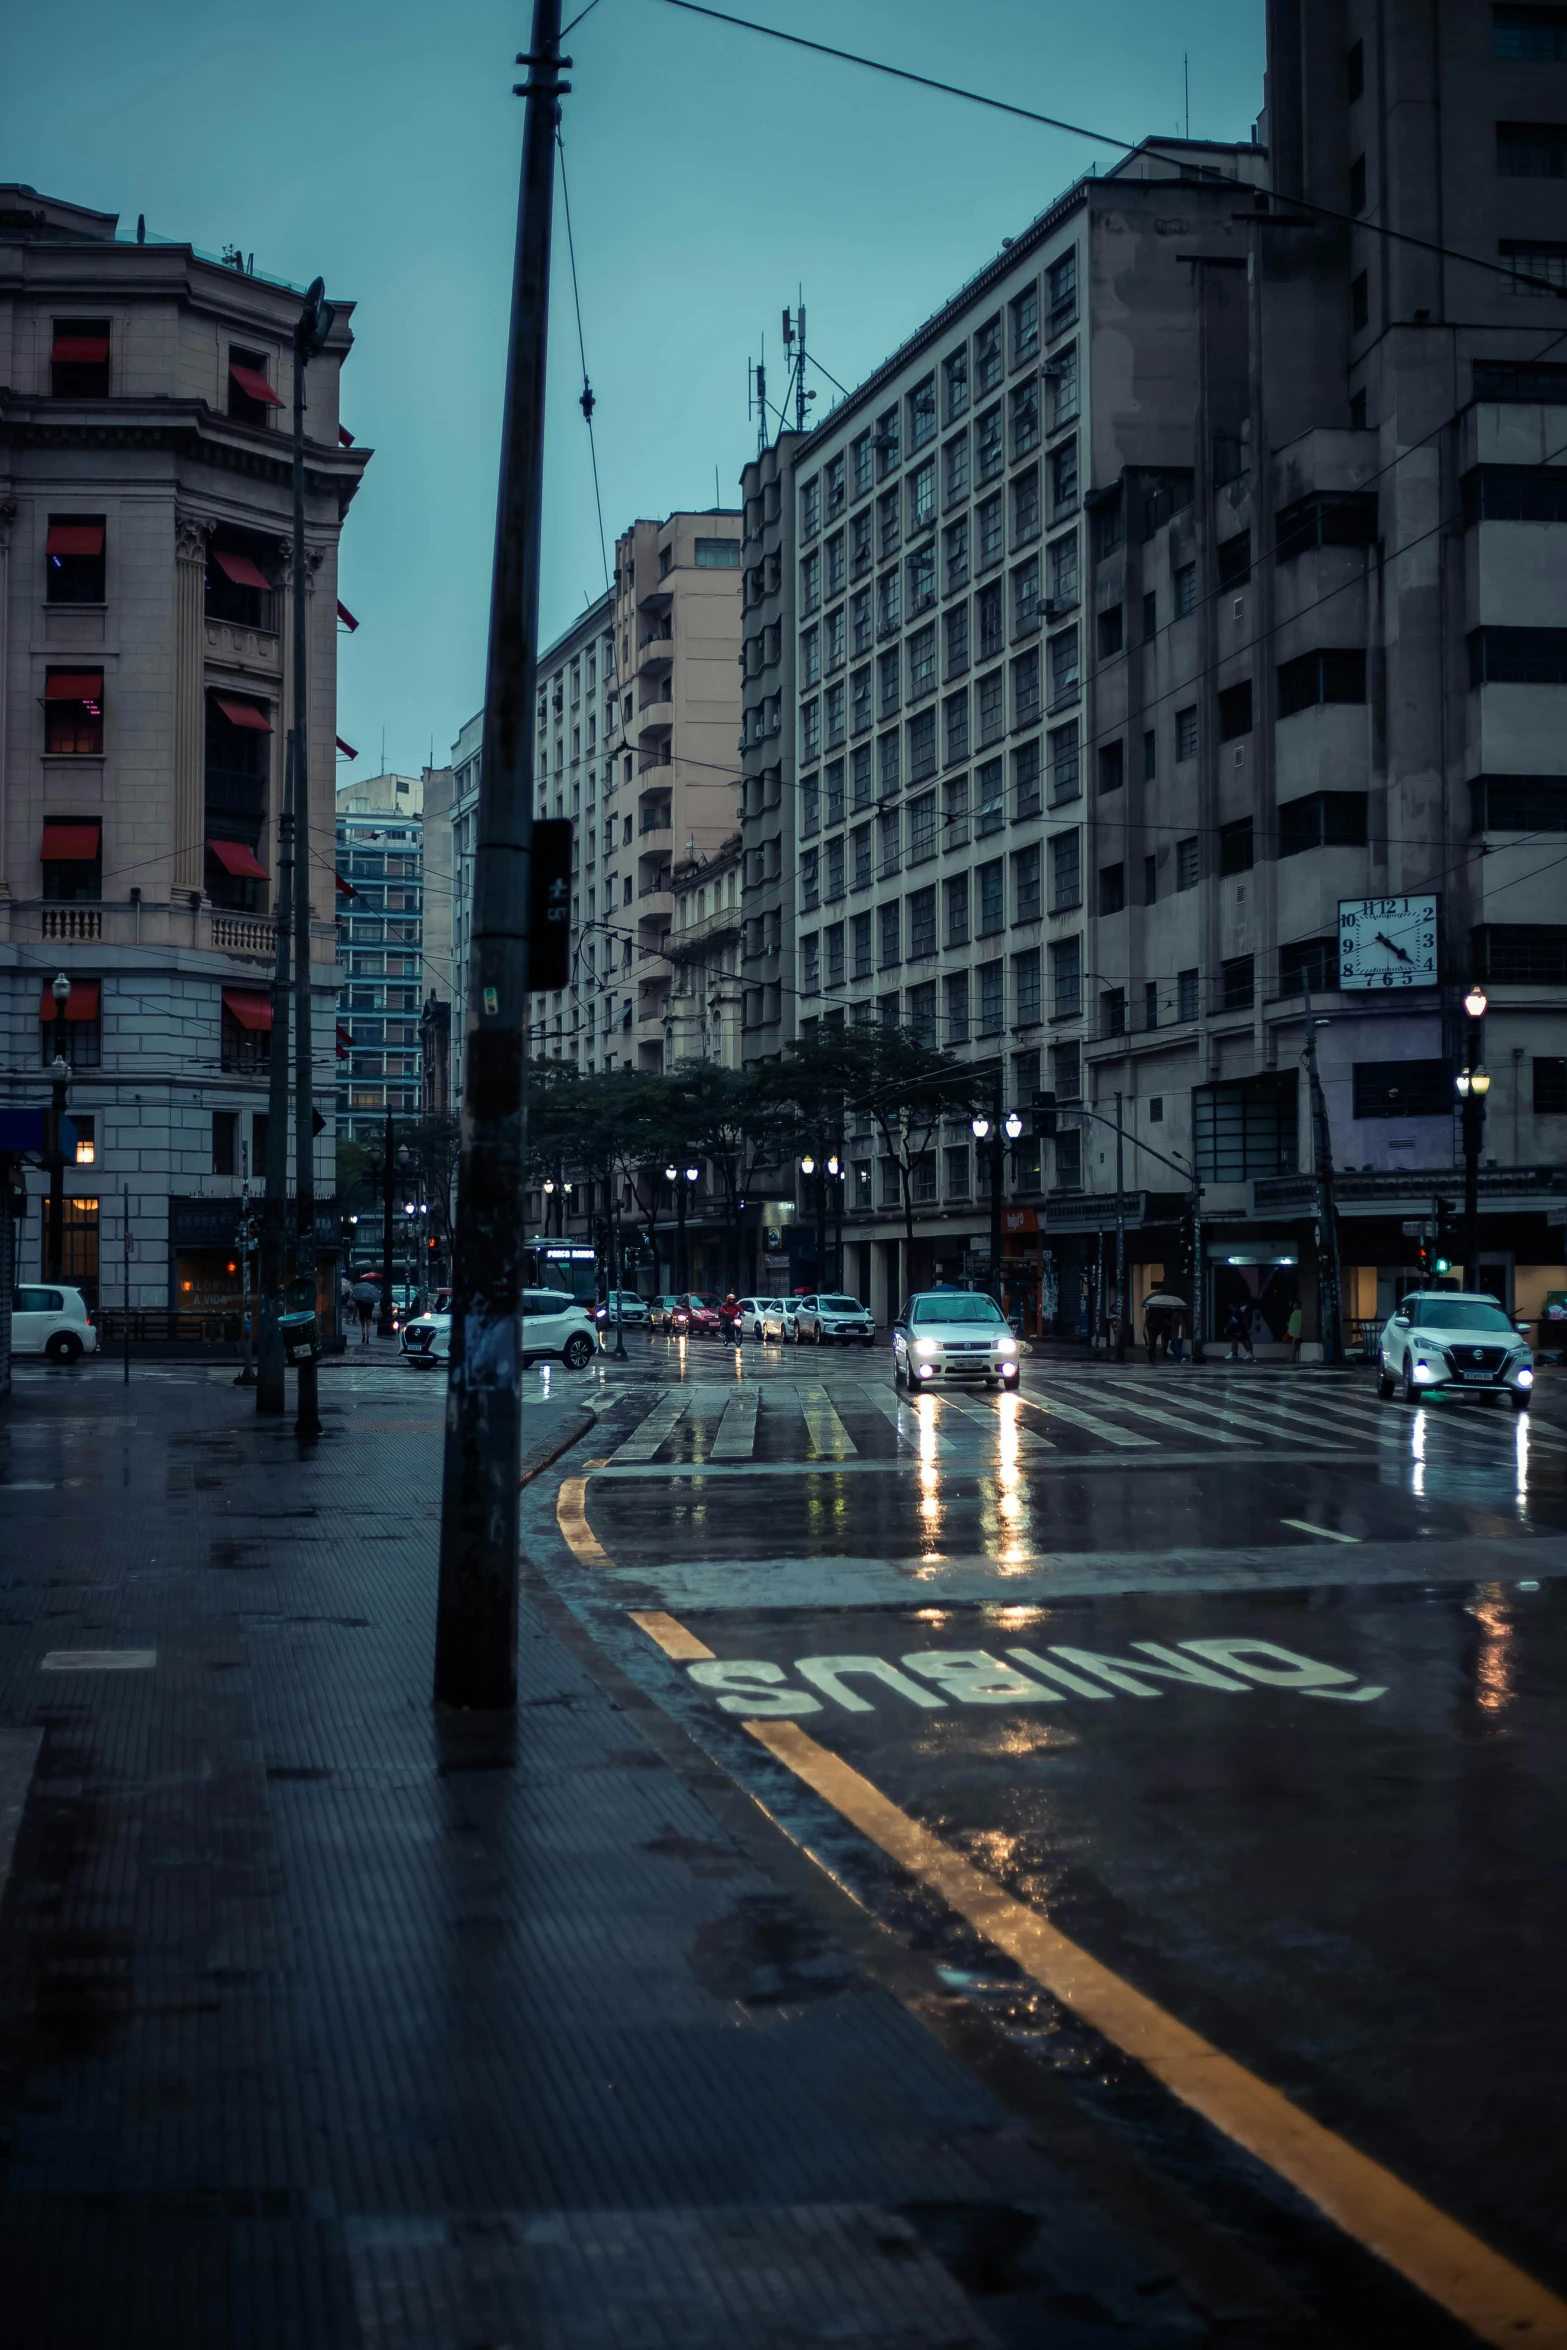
{"left": 1, "top": 0, "right": 1266, "bottom": 779}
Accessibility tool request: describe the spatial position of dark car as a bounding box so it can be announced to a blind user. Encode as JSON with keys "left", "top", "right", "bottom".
{"left": 671, "top": 1292, "right": 723, "bottom": 1336}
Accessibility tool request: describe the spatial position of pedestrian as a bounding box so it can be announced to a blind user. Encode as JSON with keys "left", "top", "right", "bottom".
{"left": 1167, "top": 1308, "right": 1186, "bottom": 1366}
{"left": 1287, "top": 1300, "right": 1304, "bottom": 1364}
{"left": 350, "top": 1275, "right": 378, "bottom": 1346}
{"left": 1225, "top": 1301, "right": 1253, "bottom": 1362}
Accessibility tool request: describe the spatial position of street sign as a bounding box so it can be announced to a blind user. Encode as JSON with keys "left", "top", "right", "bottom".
{"left": 1402, "top": 1220, "right": 1429, "bottom": 1237}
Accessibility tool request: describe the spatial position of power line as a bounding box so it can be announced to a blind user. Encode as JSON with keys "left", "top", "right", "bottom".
{"left": 556, "top": 128, "right": 611, "bottom": 594}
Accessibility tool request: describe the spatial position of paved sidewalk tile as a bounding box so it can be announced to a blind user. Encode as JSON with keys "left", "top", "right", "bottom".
{"left": 0, "top": 1368, "right": 1204, "bottom": 2347}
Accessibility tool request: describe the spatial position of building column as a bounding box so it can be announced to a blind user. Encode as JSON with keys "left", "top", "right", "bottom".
{"left": 173, "top": 514, "right": 212, "bottom": 895}
{"left": 0, "top": 496, "right": 14, "bottom": 919}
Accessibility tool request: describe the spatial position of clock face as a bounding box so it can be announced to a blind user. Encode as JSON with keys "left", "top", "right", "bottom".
{"left": 1338, "top": 895, "right": 1439, "bottom": 989}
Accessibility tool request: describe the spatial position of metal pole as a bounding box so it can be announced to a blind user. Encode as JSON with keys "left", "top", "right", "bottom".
{"left": 258, "top": 749, "right": 294, "bottom": 1412}
{"left": 122, "top": 1179, "right": 131, "bottom": 1385}
{"left": 1461, "top": 1005, "right": 1485, "bottom": 1290}
{"left": 435, "top": 0, "right": 567, "bottom": 1711}
{"left": 1114, "top": 1090, "right": 1127, "bottom": 1361}
{"left": 677, "top": 1182, "right": 688, "bottom": 1292}
{"left": 612, "top": 1215, "right": 627, "bottom": 1359}
{"left": 236, "top": 1141, "right": 257, "bottom": 1385}
{"left": 47, "top": 1006, "right": 67, "bottom": 1285}
{"left": 1301, "top": 978, "right": 1344, "bottom": 1365}
{"left": 1191, "top": 1181, "right": 1205, "bottom": 1362}
{"left": 378, "top": 1111, "right": 395, "bottom": 1336}
{"left": 814, "top": 1138, "right": 828, "bottom": 1292}
{"left": 291, "top": 291, "right": 324, "bottom": 1438}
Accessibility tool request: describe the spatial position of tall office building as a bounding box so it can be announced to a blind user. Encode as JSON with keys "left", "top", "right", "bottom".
{"left": 0, "top": 184, "right": 366, "bottom": 1309}
{"left": 750, "top": 8, "right": 1567, "bottom": 1341}
{"left": 334, "top": 766, "right": 452, "bottom": 1145}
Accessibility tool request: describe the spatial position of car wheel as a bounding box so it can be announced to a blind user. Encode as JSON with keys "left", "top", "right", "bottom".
{"left": 45, "top": 1332, "right": 83, "bottom": 1366}
{"left": 861, "top": 1338, "right": 875, "bottom": 1349}
{"left": 893, "top": 1357, "right": 905, "bottom": 1390}
{"left": 1401, "top": 1356, "right": 1421, "bottom": 1405}
{"left": 1377, "top": 1365, "right": 1395, "bottom": 1400}
{"left": 562, "top": 1333, "right": 595, "bottom": 1371}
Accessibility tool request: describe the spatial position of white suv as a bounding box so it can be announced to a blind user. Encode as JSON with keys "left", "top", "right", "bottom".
{"left": 11, "top": 1284, "right": 99, "bottom": 1365}
{"left": 1378, "top": 1291, "right": 1534, "bottom": 1409}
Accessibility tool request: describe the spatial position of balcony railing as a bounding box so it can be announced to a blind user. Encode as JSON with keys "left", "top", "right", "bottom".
{"left": 14, "top": 897, "right": 289, "bottom": 960}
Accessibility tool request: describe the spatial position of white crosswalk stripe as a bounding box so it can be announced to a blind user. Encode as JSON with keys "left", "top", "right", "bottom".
{"left": 797, "top": 1384, "right": 858, "bottom": 1458}
{"left": 1016, "top": 1390, "right": 1157, "bottom": 1449}
{"left": 932, "top": 1392, "right": 1055, "bottom": 1448}
{"left": 1040, "top": 1385, "right": 1258, "bottom": 1447}
{"left": 708, "top": 1390, "right": 759, "bottom": 1459}
{"left": 611, "top": 1390, "right": 699, "bottom": 1462}
{"left": 852, "top": 1384, "right": 981, "bottom": 1456}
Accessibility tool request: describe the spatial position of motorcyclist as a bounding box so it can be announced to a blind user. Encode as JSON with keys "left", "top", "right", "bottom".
{"left": 719, "top": 1293, "right": 743, "bottom": 1346}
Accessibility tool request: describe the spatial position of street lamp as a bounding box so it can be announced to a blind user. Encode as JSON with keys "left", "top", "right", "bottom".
{"left": 970, "top": 1097, "right": 1017, "bottom": 1314}
{"left": 1458, "top": 986, "right": 1490, "bottom": 1288}
{"left": 48, "top": 971, "right": 70, "bottom": 1282}
{"left": 665, "top": 1163, "right": 700, "bottom": 1291}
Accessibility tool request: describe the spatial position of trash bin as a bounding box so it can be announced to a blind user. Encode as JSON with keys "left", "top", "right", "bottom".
{"left": 279, "top": 1309, "right": 320, "bottom": 1365}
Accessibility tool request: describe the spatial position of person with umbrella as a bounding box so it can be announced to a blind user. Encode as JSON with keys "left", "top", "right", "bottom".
{"left": 1141, "top": 1288, "right": 1188, "bottom": 1364}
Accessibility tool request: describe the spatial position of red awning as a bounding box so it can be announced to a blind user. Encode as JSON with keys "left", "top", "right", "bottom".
{"left": 52, "top": 333, "right": 109, "bottom": 363}
{"left": 46, "top": 523, "right": 104, "bottom": 557}
{"left": 336, "top": 599, "right": 359, "bottom": 631}
{"left": 38, "top": 979, "right": 102, "bottom": 1022}
{"left": 336, "top": 1024, "right": 354, "bottom": 1056}
{"left": 211, "top": 548, "right": 273, "bottom": 592}
{"left": 336, "top": 735, "right": 358, "bottom": 759}
{"left": 222, "top": 988, "right": 273, "bottom": 1032}
{"left": 207, "top": 837, "right": 267, "bottom": 879}
{"left": 229, "top": 361, "right": 282, "bottom": 408}
{"left": 44, "top": 671, "right": 104, "bottom": 701}
{"left": 338, "top": 424, "right": 356, "bottom": 448}
{"left": 334, "top": 872, "right": 358, "bottom": 899}
{"left": 41, "top": 821, "right": 101, "bottom": 861}
{"left": 211, "top": 694, "right": 272, "bottom": 733}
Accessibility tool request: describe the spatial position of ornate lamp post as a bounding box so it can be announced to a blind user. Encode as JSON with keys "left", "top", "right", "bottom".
{"left": 47, "top": 971, "right": 71, "bottom": 1283}
{"left": 1457, "top": 984, "right": 1490, "bottom": 1291}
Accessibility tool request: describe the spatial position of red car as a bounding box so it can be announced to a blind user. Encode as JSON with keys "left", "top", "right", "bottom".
{"left": 670, "top": 1292, "right": 723, "bottom": 1336}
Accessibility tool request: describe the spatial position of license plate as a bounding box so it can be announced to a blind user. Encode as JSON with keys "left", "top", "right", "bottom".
{"left": 1457, "top": 1369, "right": 1495, "bottom": 1382}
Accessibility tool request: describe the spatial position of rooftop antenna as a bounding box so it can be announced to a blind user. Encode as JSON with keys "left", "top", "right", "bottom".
{"left": 1184, "top": 52, "right": 1190, "bottom": 140}
{"left": 783, "top": 294, "right": 813, "bottom": 432}
{"left": 749, "top": 333, "right": 769, "bottom": 454}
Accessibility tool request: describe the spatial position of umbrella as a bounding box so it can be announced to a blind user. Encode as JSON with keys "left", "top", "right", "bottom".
{"left": 1140, "top": 1291, "right": 1189, "bottom": 1310}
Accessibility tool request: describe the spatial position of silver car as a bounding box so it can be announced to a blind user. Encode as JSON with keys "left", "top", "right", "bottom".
{"left": 795, "top": 1293, "right": 876, "bottom": 1347}
{"left": 892, "top": 1290, "right": 1020, "bottom": 1392}
{"left": 1377, "top": 1291, "right": 1534, "bottom": 1409}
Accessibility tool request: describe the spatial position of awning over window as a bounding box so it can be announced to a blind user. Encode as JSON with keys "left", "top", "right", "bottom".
{"left": 211, "top": 548, "right": 273, "bottom": 592}
{"left": 41, "top": 820, "right": 101, "bottom": 861}
{"left": 46, "top": 523, "right": 104, "bottom": 557}
{"left": 38, "top": 979, "right": 102, "bottom": 1022}
{"left": 336, "top": 599, "right": 359, "bottom": 631}
{"left": 52, "top": 333, "right": 109, "bottom": 363}
{"left": 338, "top": 423, "right": 356, "bottom": 447}
{"left": 222, "top": 988, "right": 273, "bottom": 1032}
{"left": 334, "top": 872, "right": 358, "bottom": 899}
{"left": 211, "top": 693, "right": 272, "bottom": 732}
{"left": 44, "top": 671, "right": 104, "bottom": 701}
{"left": 207, "top": 837, "right": 267, "bottom": 879}
{"left": 336, "top": 1024, "right": 354, "bottom": 1056}
{"left": 336, "top": 735, "right": 358, "bottom": 759}
{"left": 229, "top": 361, "right": 282, "bottom": 409}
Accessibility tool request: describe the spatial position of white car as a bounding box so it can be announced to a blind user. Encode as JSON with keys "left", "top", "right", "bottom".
{"left": 892, "top": 1290, "right": 1020, "bottom": 1392}
{"left": 10, "top": 1283, "right": 99, "bottom": 1365}
{"left": 1377, "top": 1290, "right": 1534, "bottom": 1409}
{"left": 760, "top": 1296, "right": 805, "bottom": 1343}
{"left": 734, "top": 1297, "right": 770, "bottom": 1338}
{"left": 795, "top": 1293, "right": 876, "bottom": 1347}
{"left": 593, "top": 1291, "right": 649, "bottom": 1329}
{"left": 402, "top": 1287, "right": 599, "bottom": 1371}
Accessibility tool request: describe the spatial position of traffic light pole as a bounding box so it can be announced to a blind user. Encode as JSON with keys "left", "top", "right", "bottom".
{"left": 435, "top": 0, "right": 567, "bottom": 1711}
{"left": 1300, "top": 979, "right": 1344, "bottom": 1366}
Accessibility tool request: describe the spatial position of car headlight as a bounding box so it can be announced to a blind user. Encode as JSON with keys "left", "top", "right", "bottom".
{"left": 1518, "top": 1365, "right": 1534, "bottom": 1387}
{"left": 1413, "top": 1359, "right": 1437, "bottom": 1380}
{"left": 913, "top": 1337, "right": 940, "bottom": 1358}
{"left": 996, "top": 1335, "right": 1017, "bottom": 1355}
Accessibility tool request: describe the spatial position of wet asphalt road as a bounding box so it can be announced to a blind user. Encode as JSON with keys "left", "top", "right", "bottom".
{"left": 528, "top": 1336, "right": 1567, "bottom": 2334}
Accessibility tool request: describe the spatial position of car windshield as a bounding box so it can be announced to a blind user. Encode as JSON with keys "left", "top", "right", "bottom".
{"left": 911, "top": 1294, "right": 1005, "bottom": 1325}
{"left": 1408, "top": 1298, "right": 1514, "bottom": 1332}
{"left": 819, "top": 1297, "right": 863, "bottom": 1313}
{"left": 692, "top": 1295, "right": 721, "bottom": 1309}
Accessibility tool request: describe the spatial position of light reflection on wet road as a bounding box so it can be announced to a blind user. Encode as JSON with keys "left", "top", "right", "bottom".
{"left": 530, "top": 1341, "right": 1567, "bottom": 2330}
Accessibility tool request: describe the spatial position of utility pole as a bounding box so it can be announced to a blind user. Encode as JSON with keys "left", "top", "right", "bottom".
{"left": 47, "top": 973, "right": 70, "bottom": 1283}
{"left": 378, "top": 1110, "right": 396, "bottom": 1337}
{"left": 435, "top": 0, "right": 568, "bottom": 1711}
{"left": 121, "top": 1180, "right": 132, "bottom": 1385}
{"left": 1114, "top": 1090, "right": 1128, "bottom": 1361}
{"left": 1300, "top": 977, "right": 1344, "bottom": 1365}
{"left": 235, "top": 1141, "right": 257, "bottom": 1386}
{"left": 290, "top": 277, "right": 336, "bottom": 1440}
{"left": 1457, "top": 983, "right": 1490, "bottom": 1290}
{"left": 258, "top": 752, "right": 294, "bottom": 1413}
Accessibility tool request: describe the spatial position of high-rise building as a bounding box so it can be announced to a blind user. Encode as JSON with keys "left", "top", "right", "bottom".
{"left": 0, "top": 184, "right": 367, "bottom": 1310}
{"left": 665, "top": 833, "right": 744, "bottom": 1069}
{"left": 752, "top": 10, "right": 1567, "bottom": 1342}
{"left": 333, "top": 767, "right": 451, "bottom": 1145}
{"left": 737, "top": 431, "right": 805, "bottom": 1063}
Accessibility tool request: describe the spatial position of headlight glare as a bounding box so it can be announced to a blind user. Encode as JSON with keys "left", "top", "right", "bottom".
{"left": 914, "top": 1337, "right": 940, "bottom": 1359}
{"left": 1518, "top": 1365, "right": 1534, "bottom": 1387}
{"left": 996, "top": 1335, "right": 1018, "bottom": 1355}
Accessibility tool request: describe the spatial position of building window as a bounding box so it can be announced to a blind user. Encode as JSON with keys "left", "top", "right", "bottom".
{"left": 1193, "top": 1073, "right": 1298, "bottom": 1180}
{"left": 801, "top": 932, "right": 820, "bottom": 992}
{"left": 1099, "top": 862, "right": 1125, "bottom": 916}
{"left": 851, "top": 587, "right": 874, "bottom": 655}
{"left": 800, "top": 625, "right": 821, "bottom": 687}
{"left": 877, "top": 565, "right": 901, "bottom": 636}
{"left": 908, "top": 543, "right": 936, "bottom": 615}
{"left": 1177, "top": 967, "right": 1199, "bottom": 1022}
{"left": 944, "top": 517, "right": 969, "bottom": 597}
{"left": 851, "top": 910, "right": 873, "bottom": 978}
{"left": 825, "top": 922, "right": 845, "bottom": 986}
{"left": 908, "top": 373, "right": 937, "bottom": 450}
{"left": 1013, "top": 840, "right": 1042, "bottom": 921}
{"left": 1101, "top": 987, "right": 1126, "bottom": 1038}
{"left": 1014, "top": 948, "right": 1042, "bottom": 1026}
{"left": 975, "top": 315, "right": 1003, "bottom": 394}
{"left": 852, "top": 511, "right": 873, "bottom": 578}
{"left": 1351, "top": 271, "right": 1369, "bottom": 331}
{"left": 1010, "top": 284, "right": 1040, "bottom": 363}
{"left": 1470, "top": 774, "right": 1567, "bottom": 831}
{"left": 220, "top": 992, "right": 271, "bottom": 1074}
{"left": 1049, "top": 935, "right": 1081, "bottom": 1018}
{"left": 944, "top": 688, "right": 970, "bottom": 765}
{"left": 1174, "top": 562, "right": 1197, "bottom": 618}
{"left": 851, "top": 744, "right": 874, "bottom": 811}
{"left": 942, "top": 869, "right": 971, "bottom": 948}
{"left": 1047, "top": 342, "right": 1079, "bottom": 429}
{"left": 1219, "top": 817, "right": 1254, "bottom": 874}
{"left": 1047, "top": 532, "right": 1078, "bottom": 612}
{"left": 1048, "top": 723, "right": 1080, "bottom": 804}
{"left": 944, "top": 344, "right": 970, "bottom": 422}
{"left": 1011, "top": 555, "right": 1041, "bottom": 638}
{"left": 45, "top": 516, "right": 106, "bottom": 604}
{"left": 801, "top": 477, "right": 821, "bottom": 539}
{"left": 853, "top": 432, "right": 874, "bottom": 497}
{"left": 908, "top": 884, "right": 937, "bottom": 958}
{"left": 228, "top": 346, "right": 281, "bottom": 427}
{"left": 1218, "top": 529, "right": 1251, "bottom": 586}
{"left": 908, "top": 790, "right": 939, "bottom": 861}
{"left": 1533, "top": 1055, "right": 1567, "bottom": 1112}
{"left": 945, "top": 1143, "right": 971, "bottom": 1197}
{"left": 44, "top": 669, "right": 105, "bottom": 755}
{"left": 1012, "top": 467, "right": 1041, "bottom": 548}
{"left": 39, "top": 978, "right": 103, "bottom": 1065}
{"left": 1276, "top": 492, "right": 1378, "bottom": 558}
{"left": 976, "top": 858, "right": 1005, "bottom": 936}
{"left": 1012, "top": 648, "right": 1041, "bottom": 726}
{"left": 801, "top": 549, "right": 821, "bottom": 614}
{"left": 878, "top": 802, "right": 901, "bottom": 874}
{"left": 1278, "top": 792, "right": 1368, "bottom": 854}
{"left": 1048, "top": 626, "right": 1080, "bottom": 710}
{"left": 825, "top": 452, "right": 846, "bottom": 516}
{"left": 1472, "top": 924, "right": 1567, "bottom": 983}
{"left": 1049, "top": 829, "right": 1081, "bottom": 913}
{"left": 1097, "top": 604, "right": 1123, "bottom": 658}
{"left": 1218, "top": 680, "right": 1253, "bottom": 739}
{"left": 977, "top": 494, "right": 1004, "bottom": 569}
{"left": 1143, "top": 852, "right": 1157, "bottom": 906}
{"left": 1176, "top": 835, "right": 1200, "bottom": 889}
{"left": 977, "top": 665, "right": 1004, "bottom": 745}
{"left": 978, "top": 959, "right": 1005, "bottom": 1035}
{"left": 1278, "top": 936, "right": 1339, "bottom": 997}
{"left": 1010, "top": 377, "right": 1040, "bottom": 459}
{"left": 1498, "top": 120, "right": 1567, "bottom": 175}
{"left": 1497, "top": 5, "right": 1567, "bottom": 56}
{"left": 802, "top": 849, "right": 820, "bottom": 909}
{"left": 801, "top": 698, "right": 821, "bottom": 761}
{"left": 694, "top": 536, "right": 740, "bottom": 567}
{"left": 801, "top": 774, "right": 821, "bottom": 837}
{"left": 878, "top": 648, "right": 901, "bottom": 719}
{"left": 1013, "top": 739, "right": 1042, "bottom": 820}
{"left": 943, "top": 774, "right": 970, "bottom": 853}
{"left": 876, "top": 405, "right": 901, "bottom": 477}
{"left": 909, "top": 461, "right": 936, "bottom": 532}
{"left": 1469, "top": 626, "right": 1567, "bottom": 684}
{"left": 1048, "top": 437, "right": 1078, "bottom": 516}
{"left": 825, "top": 679, "right": 846, "bottom": 747}
{"left": 878, "top": 899, "right": 901, "bottom": 968}
{"left": 1097, "top": 739, "right": 1124, "bottom": 794}
{"left": 908, "top": 704, "right": 937, "bottom": 779}
{"left": 824, "top": 606, "right": 846, "bottom": 670}
{"left": 976, "top": 756, "right": 1005, "bottom": 834}
{"left": 1219, "top": 953, "right": 1254, "bottom": 1011}
{"left": 1143, "top": 728, "right": 1156, "bottom": 782}
{"left": 51, "top": 318, "right": 111, "bottom": 399}
{"left": 1047, "top": 249, "right": 1077, "bottom": 333}
{"left": 945, "top": 431, "right": 970, "bottom": 504}
{"left": 1175, "top": 705, "right": 1199, "bottom": 759}
{"left": 825, "top": 535, "right": 846, "bottom": 599}
{"left": 1095, "top": 486, "right": 1127, "bottom": 556}
{"left": 1465, "top": 463, "right": 1567, "bottom": 520}
{"left": 825, "top": 835, "right": 846, "bottom": 900}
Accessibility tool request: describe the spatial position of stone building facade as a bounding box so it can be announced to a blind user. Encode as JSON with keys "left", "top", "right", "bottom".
{"left": 665, "top": 832, "right": 744, "bottom": 1070}
{"left": 0, "top": 184, "right": 366, "bottom": 1308}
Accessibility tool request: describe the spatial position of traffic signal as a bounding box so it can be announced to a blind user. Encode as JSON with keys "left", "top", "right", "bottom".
{"left": 1417, "top": 1240, "right": 1431, "bottom": 1279}
{"left": 1434, "top": 1255, "right": 1451, "bottom": 1275}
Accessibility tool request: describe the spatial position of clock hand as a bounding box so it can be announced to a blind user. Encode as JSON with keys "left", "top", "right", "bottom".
{"left": 1373, "top": 930, "right": 1413, "bottom": 963}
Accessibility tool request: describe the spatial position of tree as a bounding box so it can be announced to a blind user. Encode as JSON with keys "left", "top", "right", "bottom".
{"left": 674, "top": 1062, "right": 796, "bottom": 1292}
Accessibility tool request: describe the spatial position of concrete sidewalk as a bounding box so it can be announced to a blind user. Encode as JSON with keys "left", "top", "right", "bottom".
{"left": 0, "top": 1362, "right": 1247, "bottom": 2346}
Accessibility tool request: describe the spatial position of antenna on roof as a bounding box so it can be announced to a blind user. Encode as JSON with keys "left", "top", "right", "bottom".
{"left": 749, "top": 334, "right": 769, "bottom": 454}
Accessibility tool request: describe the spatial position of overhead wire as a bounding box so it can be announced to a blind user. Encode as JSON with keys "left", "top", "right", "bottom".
{"left": 556, "top": 126, "right": 611, "bottom": 595}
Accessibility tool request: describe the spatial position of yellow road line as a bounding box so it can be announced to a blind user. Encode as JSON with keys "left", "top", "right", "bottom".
{"left": 556, "top": 1475, "right": 611, "bottom": 1567}
{"left": 606, "top": 1564, "right": 1567, "bottom": 2346}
